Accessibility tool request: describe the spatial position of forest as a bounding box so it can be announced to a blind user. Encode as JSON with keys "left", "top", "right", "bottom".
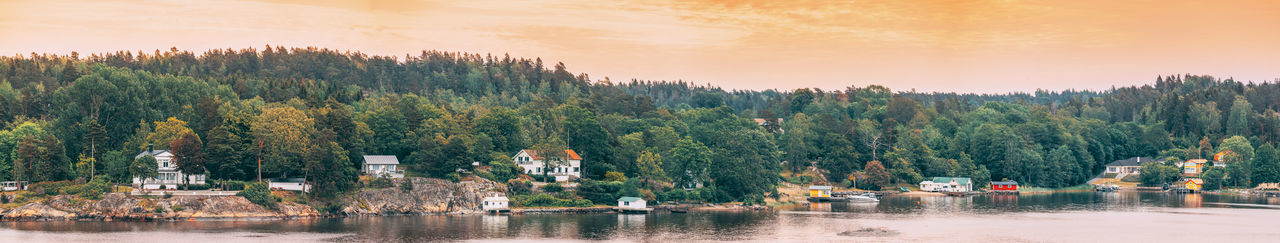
{"left": 2, "top": 46, "right": 1280, "bottom": 205}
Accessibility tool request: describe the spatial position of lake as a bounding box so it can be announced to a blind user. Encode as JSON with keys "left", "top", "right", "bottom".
{"left": 5, "top": 191, "right": 1280, "bottom": 242}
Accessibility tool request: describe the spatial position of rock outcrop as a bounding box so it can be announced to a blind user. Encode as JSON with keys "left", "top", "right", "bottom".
{"left": 341, "top": 177, "right": 503, "bottom": 215}
{"left": 1, "top": 193, "right": 318, "bottom": 221}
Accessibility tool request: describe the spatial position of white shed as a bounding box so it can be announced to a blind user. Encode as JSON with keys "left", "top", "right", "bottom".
{"left": 483, "top": 196, "right": 510, "bottom": 211}
{"left": 618, "top": 196, "right": 646, "bottom": 209}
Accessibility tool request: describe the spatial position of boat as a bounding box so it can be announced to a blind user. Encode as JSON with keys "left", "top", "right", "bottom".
{"left": 844, "top": 193, "right": 879, "bottom": 203}
{"left": 1094, "top": 184, "right": 1119, "bottom": 192}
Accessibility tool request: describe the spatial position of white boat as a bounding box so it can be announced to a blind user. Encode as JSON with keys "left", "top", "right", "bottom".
{"left": 845, "top": 193, "right": 879, "bottom": 203}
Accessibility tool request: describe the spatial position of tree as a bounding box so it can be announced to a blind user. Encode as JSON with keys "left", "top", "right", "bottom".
{"left": 205, "top": 124, "right": 250, "bottom": 180}
{"left": 131, "top": 155, "right": 159, "bottom": 185}
{"left": 636, "top": 151, "right": 668, "bottom": 189}
{"left": 306, "top": 129, "right": 357, "bottom": 199}
{"left": 16, "top": 135, "right": 69, "bottom": 182}
{"left": 1226, "top": 96, "right": 1252, "bottom": 136}
{"left": 252, "top": 106, "right": 314, "bottom": 179}
{"left": 665, "top": 138, "right": 712, "bottom": 189}
{"left": 1251, "top": 143, "right": 1280, "bottom": 185}
{"left": 170, "top": 132, "right": 205, "bottom": 189}
{"left": 475, "top": 107, "right": 525, "bottom": 153}
{"left": 102, "top": 150, "right": 131, "bottom": 183}
{"left": 1138, "top": 161, "right": 1178, "bottom": 187}
{"left": 863, "top": 160, "right": 890, "bottom": 190}
{"left": 1220, "top": 136, "right": 1254, "bottom": 187}
{"left": 146, "top": 117, "right": 196, "bottom": 151}
{"left": 1202, "top": 167, "right": 1226, "bottom": 190}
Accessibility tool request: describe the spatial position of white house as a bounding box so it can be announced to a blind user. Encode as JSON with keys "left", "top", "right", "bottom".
{"left": 268, "top": 178, "right": 310, "bottom": 192}
{"left": 919, "top": 177, "right": 972, "bottom": 192}
{"left": 483, "top": 196, "right": 509, "bottom": 212}
{"left": 133, "top": 150, "right": 206, "bottom": 190}
{"left": 1105, "top": 157, "right": 1154, "bottom": 179}
{"left": 618, "top": 196, "right": 647, "bottom": 209}
{"left": 363, "top": 155, "right": 404, "bottom": 178}
{"left": 512, "top": 149, "right": 582, "bottom": 182}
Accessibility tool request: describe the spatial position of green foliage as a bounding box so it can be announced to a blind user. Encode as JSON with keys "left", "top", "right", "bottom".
{"left": 541, "top": 183, "right": 563, "bottom": 193}
{"left": 237, "top": 182, "right": 278, "bottom": 209}
{"left": 1202, "top": 167, "right": 1226, "bottom": 190}
{"left": 783, "top": 175, "right": 815, "bottom": 185}
{"left": 366, "top": 177, "right": 394, "bottom": 188}
{"left": 510, "top": 193, "right": 593, "bottom": 208}
{"left": 1138, "top": 162, "right": 1179, "bottom": 187}
{"left": 399, "top": 179, "right": 415, "bottom": 191}
{"left": 604, "top": 171, "right": 627, "bottom": 182}
{"left": 1252, "top": 143, "right": 1280, "bottom": 185}
{"left": 28, "top": 180, "right": 76, "bottom": 196}
{"left": 507, "top": 179, "right": 533, "bottom": 196}
{"left": 130, "top": 155, "right": 159, "bottom": 183}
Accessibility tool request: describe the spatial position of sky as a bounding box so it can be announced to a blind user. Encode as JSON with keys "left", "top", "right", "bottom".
{"left": 1, "top": 0, "right": 1278, "bottom": 93}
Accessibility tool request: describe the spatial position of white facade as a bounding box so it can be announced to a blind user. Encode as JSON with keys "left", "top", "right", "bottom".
{"left": 919, "top": 178, "right": 972, "bottom": 193}
{"left": 513, "top": 150, "right": 582, "bottom": 182}
{"left": 133, "top": 150, "right": 206, "bottom": 189}
{"left": 268, "top": 178, "right": 310, "bottom": 192}
{"left": 363, "top": 155, "right": 404, "bottom": 178}
{"left": 618, "top": 197, "right": 647, "bottom": 209}
{"left": 483, "top": 196, "right": 509, "bottom": 211}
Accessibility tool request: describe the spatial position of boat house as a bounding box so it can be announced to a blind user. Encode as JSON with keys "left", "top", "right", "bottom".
{"left": 919, "top": 177, "right": 973, "bottom": 192}
{"left": 483, "top": 196, "right": 510, "bottom": 212}
{"left": 618, "top": 196, "right": 647, "bottom": 209}
{"left": 991, "top": 181, "right": 1019, "bottom": 192}
{"left": 809, "top": 185, "right": 833, "bottom": 198}
{"left": 1175, "top": 178, "right": 1204, "bottom": 192}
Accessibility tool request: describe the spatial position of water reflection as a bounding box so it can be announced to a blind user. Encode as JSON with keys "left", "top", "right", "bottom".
{"left": 3, "top": 191, "right": 1279, "bottom": 242}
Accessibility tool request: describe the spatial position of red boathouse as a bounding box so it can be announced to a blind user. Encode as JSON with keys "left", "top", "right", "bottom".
{"left": 991, "top": 181, "right": 1019, "bottom": 192}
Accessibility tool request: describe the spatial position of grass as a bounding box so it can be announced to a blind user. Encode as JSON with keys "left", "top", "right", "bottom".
{"left": 1018, "top": 184, "right": 1093, "bottom": 193}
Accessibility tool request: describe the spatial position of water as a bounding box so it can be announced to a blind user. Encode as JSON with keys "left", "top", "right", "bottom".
{"left": 5, "top": 191, "right": 1280, "bottom": 242}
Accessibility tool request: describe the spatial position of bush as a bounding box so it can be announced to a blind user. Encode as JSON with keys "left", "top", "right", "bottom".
{"left": 29, "top": 181, "right": 77, "bottom": 196}
{"left": 400, "top": 180, "right": 415, "bottom": 191}
{"left": 604, "top": 172, "right": 627, "bottom": 182}
{"left": 1120, "top": 174, "right": 1142, "bottom": 183}
{"left": 541, "top": 183, "right": 563, "bottom": 193}
{"left": 159, "top": 185, "right": 167, "bottom": 190}
{"left": 163, "top": 192, "right": 172, "bottom": 199}
{"left": 507, "top": 179, "right": 533, "bottom": 196}
{"left": 510, "top": 193, "right": 594, "bottom": 208}
{"left": 367, "top": 177, "right": 394, "bottom": 188}
{"left": 221, "top": 180, "right": 248, "bottom": 191}
{"left": 63, "top": 177, "right": 112, "bottom": 200}
{"left": 182, "top": 184, "right": 212, "bottom": 190}
{"left": 171, "top": 204, "right": 185, "bottom": 212}
{"left": 237, "top": 182, "right": 278, "bottom": 209}
{"left": 784, "top": 175, "right": 815, "bottom": 185}
{"left": 1, "top": 194, "right": 8, "bottom": 204}
{"left": 577, "top": 180, "right": 623, "bottom": 204}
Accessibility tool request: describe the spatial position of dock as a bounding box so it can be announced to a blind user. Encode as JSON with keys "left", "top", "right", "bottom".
{"left": 617, "top": 207, "right": 653, "bottom": 214}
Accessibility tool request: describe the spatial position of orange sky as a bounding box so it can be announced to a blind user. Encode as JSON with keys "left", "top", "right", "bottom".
{"left": 1, "top": 0, "right": 1278, "bottom": 93}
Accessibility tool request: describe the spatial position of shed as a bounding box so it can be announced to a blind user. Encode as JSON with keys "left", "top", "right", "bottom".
{"left": 618, "top": 196, "right": 647, "bottom": 209}
{"left": 808, "top": 185, "right": 833, "bottom": 198}
{"left": 483, "top": 196, "right": 510, "bottom": 211}
{"left": 991, "top": 181, "right": 1019, "bottom": 191}
{"left": 363, "top": 155, "right": 403, "bottom": 178}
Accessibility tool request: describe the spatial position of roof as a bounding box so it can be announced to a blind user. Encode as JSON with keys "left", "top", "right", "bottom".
{"left": 991, "top": 181, "right": 1019, "bottom": 185}
{"left": 1106, "top": 157, "right": 1157, "bottom": 167}
{"left": 268, "top": 178, "right": 306, "bottom": 183}
{"left": 1181, "top": 178, "right": 1204, "bottom": 184}
{"left": 520, "top": 149, "right": 584, "bottom": 160}
{"left": 618, "top": 196, "right": 644, "bottom": 202}
{"left": 484, "top": 196, "right": 509, "bottom": 201}
{"left": 134, "top": 150, "right": 170, "bottom": 159}
{"left": 363, "top": 155, "right": 400, "bottom": 165}
{"left": 926, "top": 177, "right": 972, "bottom": 185}
{"left": 809, "top": 185, "right": 833, "bottom": 190}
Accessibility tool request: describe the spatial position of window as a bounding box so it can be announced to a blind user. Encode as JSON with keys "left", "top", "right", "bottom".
{"left": 574, "top": 167, "right": 579, "bottom": 172}
{"left": 624, "top": 201, "right": 630, "bottom": 206}
{"left": 537, "top": 168, "right": 541, "bottom": 173}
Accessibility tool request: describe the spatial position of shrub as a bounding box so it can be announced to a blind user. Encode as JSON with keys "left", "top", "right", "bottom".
{"left": 577, "top": 180, "right": 622, "bottom": 204}
{"left": 507, "top": 179, "right": 533, "bottom": 196}
{"left": 1121, "top": 174, "right": 1142, "bottom": 183}
{"left": 541, "top": 183, "right": 563, "bottom": 193}
{"left": 153, "top": 207, "right": 165, "bottom": 213}
{"left": 510, "top": 193, "right": 594, "bottom": 208}
{"left": 367, "top": 177, "right": 394, "bottom": 188}
{"left": 182, "top": 184, "right": 212, "bottom": 190}
{"left": 64, "top": 177, "right": 112, "bottom": 200}
{"left": 400, "top": 180, "right": 415, "bottom": 191}
{"left": 29, "top": 181, "right": 76, "bottom": 196}
{"left": 604, "top": 171, "right": 627, "bottom": 182}
{"left": 237, "top": 182, "right": 278, "bottom": 209}
{"left": 784, "top": 175, "right": 815, "bottom": 185}
{"left": 163, "top": 192, "right": 172, "bottom": 199}
{"left": 171, "top": 204, "right": 185, "bottom": 212}
{"left": 1, "top": 194, "right": 8, "bottom": 204}
{"left": 159, "top": 185, "right": 167, "bottom": 190}
{"left": 221, "top": 180, "right": 248, "bottom": 191}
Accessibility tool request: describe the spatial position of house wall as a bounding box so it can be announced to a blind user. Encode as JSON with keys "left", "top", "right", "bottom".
{"left": 618, "top": 200, "right": 647, "bottom": 208}
{"left": 133, "top": 153, "right": 206, "bottom": 189}
{"left": 513, "top": 151, "right": 581, "bottom": 181}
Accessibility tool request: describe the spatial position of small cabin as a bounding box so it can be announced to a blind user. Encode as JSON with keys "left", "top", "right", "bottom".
{"left": 1177, "top": 178, "right": 1204, "bottom": 192}
{"left": 991, "top": 181, "right": 1019, "bottom": 191}
{"left": 0, "top": 181, "right": 27, "bottom": 191}
{"left": 618, "top": 196, "right": 647, "bottom": 209}
{"left": 809, "top": 185, "right": 833, "bottom": 198}
{"left": 268, "top": 178, "right": 310, "bottom": 192}
{"left": 483, "top": 196, "right": 509, "bottom": 212}
{"left": 920, "top": 177, "right": 973, "bottom": 192}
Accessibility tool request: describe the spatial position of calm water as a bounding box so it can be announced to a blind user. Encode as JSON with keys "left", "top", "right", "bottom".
{"left": 5, "top": 191, "right": 1280, "bottom": 242}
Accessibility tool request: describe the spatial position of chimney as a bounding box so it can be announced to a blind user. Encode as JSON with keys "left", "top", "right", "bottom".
{"left": 147, "top": 143, "right": 153, "bottom": 153}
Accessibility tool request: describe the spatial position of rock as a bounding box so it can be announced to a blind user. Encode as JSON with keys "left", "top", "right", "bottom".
{"left": 341, "top": 177, "right": 502, "bottom": 215}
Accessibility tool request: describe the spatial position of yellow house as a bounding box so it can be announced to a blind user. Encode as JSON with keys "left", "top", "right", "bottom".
{"left": 809, "top": 185, "right": 832, "bottom": 198}
{"left": 1180, "top": 178, "right": 1204, "bottom": 191}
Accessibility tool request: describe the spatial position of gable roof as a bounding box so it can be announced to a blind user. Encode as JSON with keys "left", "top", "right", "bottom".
{"left": 618, "top": 196, "right": 644, "bottom": 202}
{"left": 808, "top": 185, "right": 833, "bottom": 190}
{"left": 1106, "top": 157, "right": 1156, "bottom": 167}
{"left": 520, "top": 149, "right": 584, "bottom": 160}
{"left": 363, "top": 155, "right": 400, "bottom": 165}
{"left": 134, "top": 150, "right": 171, "bottom": 159}
{"left": 991, "top": 181, "right": 1018, "bottom": 186}
{"left": 927, "top": 177, "right": 971, "bottom": 185}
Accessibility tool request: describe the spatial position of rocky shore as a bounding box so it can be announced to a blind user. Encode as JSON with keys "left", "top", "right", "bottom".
{"left": 0, "top": 177, "right": 505, "bottom": 221}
